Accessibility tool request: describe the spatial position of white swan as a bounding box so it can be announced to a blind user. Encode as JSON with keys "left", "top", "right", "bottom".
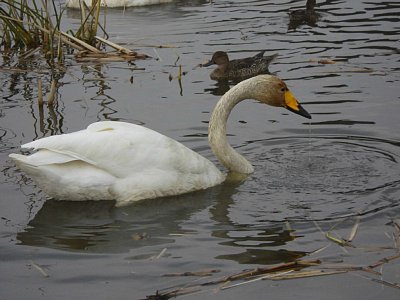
{"left": 9, "top": 75, "right": 311, "bottom": 207}
{"left": 65, "top": 0, "right": 174, "bottom": 8}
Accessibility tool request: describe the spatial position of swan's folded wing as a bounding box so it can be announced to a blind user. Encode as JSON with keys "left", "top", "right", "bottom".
{"left": 9, "top": 150, "right": 78, "bottom": 167}
{"left": 18, "top": 121, "right": 215, "bottom": 179}
{"left": 19, "top": 122, "right": 153, "bottom": 177}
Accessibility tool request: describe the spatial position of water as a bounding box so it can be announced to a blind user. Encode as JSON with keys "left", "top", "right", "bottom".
{"left": 1, "top": 0, "right": 400, "bottom": 299}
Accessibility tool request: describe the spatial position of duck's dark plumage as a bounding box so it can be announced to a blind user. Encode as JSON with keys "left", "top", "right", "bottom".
{"left": 288, "top": 0, "right": 320, "bottom": 30}
{"left": 203, "top": 51, "right": 278, "bottom": 81}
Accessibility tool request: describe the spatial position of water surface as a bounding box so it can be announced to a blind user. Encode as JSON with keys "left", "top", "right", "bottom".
{"left": 1, "top": 0, "right": 399, "bottom": 299}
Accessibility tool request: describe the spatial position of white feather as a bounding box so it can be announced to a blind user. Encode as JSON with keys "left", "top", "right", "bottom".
{"left": 10, "top": 121, "right": 224, "bottom": 206}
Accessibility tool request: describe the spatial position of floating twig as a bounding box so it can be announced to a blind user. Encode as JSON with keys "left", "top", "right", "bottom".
{"left": 326, "top": 231, "right": 353, "bottom": 247}
{"left": 153, "top": 48, "right": 162, "bottom": 61}
{"left": 204, "top": 259, "right": 321, "bottom": 285}
{"left": 369, "top": 278, "right": 400, "bottom": 290}
{"left": 95, "top": 36, "right": 135, "bottom": 55}
{"left": 144, "top": 287, "right": 200, "bottom": 300}
{"left": 325, "top": 219, "right": 355, "bottom": 247}
{"left": 368, "top": 254, "right": 400, "bottom": 269}
{"left": 354, "top": 273, "right": 400, "bottom": 290}
{"left": 393, "top": 219, "right": 400, "bottom": 250}
{"left": 60, "top": 31, "right": 101, "bottom": 53}
{"left": 270, "top": 269, "right": 346, "bottom": 280}
{"left": 309, "top": 243, "right": 331, "bottom": 255}
{"left": 75, "top": 51, "right": 149, "bottom": 63}
{"left": 174, "top": 54, "right": 180, "bottom": 66}
{"left": 30, "top": 261, "right": 49, "bottom": 278}
{"left": 321, "top": 263, "right": 381, "bottom": 276}
{"left": 221, "top": 270, "right": 294, "bottom": 290}
{"left": 163, "top": 269, "right": 220, "bottom": 277}
{"left": 151, "top": 248, "right": 167, "bottom": 260}
{"left": 144, "top": 260, "right": 320, "bottom": 299}
{"left": 347, "top": 217, "right": 360, "bottom": 242}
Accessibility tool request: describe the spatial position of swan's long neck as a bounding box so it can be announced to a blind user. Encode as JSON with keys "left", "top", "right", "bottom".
{"left": 208, "top": 80, "right": 256, "bottom": 174}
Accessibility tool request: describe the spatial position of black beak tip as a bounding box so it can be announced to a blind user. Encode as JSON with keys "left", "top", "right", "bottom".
{"left": 302, "top": 108, "right": 312, "bottom": 119}
{"left": 287, "top": 104, "right": 312, "bottom": 119}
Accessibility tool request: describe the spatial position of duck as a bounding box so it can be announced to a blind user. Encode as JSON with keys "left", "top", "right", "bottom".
{"left": 65, "top": 0, "right": 174, "bottom": 8}
{"left": 288, "top": 0, "right": 320, "bottom": 30}
{"left": 203, "top": 51, "right": 278, "bottom": 81}
{"left": 9, "top": 75, "right": 311, "bottom": 207}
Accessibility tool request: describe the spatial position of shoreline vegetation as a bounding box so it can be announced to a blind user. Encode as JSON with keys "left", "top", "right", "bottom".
{"left": 0, "top": 0, "right": 151, "bottom": 113}
{"left": 0, "top": 0, "right": 149, "bottom": 63}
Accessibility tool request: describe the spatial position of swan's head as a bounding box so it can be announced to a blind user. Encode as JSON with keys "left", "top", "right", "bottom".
{"left": 249, "top": 75, "right": 312, "bottom": 119}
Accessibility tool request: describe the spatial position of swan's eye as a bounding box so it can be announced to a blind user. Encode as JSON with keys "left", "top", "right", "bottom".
{"left": 280, "top": 87, "right": 285, "bottom": 92}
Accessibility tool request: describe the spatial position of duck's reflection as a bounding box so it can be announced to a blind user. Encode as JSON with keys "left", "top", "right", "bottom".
{"left": 204, "top": 80, "right": 231, "bottom": 96}
{"left": 17, "top": 175, "right": 306, "bottom": 264}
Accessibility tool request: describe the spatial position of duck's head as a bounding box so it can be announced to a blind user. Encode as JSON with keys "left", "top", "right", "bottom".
{"left": 203, "top": 51, "right": 230, "bottom": 67}
{"left": 306, "top": 0, "right": 317, "bottom": 10}
{"left": 246, "top": 75, "right": 312, "bottom": 119}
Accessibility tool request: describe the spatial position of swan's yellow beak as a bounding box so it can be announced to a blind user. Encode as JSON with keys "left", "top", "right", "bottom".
{"left": 284, "top": 90, "right": 312, "bottom": 119}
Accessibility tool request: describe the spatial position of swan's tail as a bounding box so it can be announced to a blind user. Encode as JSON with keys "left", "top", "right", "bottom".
{"left": 9, "top": 153, "right": 35, "bottom": 167}
{"left": 9, "top": 153, "right": 46, "bottom": 181}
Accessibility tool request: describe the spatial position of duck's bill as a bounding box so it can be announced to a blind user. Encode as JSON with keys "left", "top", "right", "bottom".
{"left": 284, "top": 90, "right": 312, "bottom": 119}
{"left": 202, "top": 60, "right": 214, "bottom": 67}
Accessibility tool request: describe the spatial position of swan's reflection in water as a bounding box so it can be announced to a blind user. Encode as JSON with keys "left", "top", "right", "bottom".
{"left": 17, "top": 192, "right": 212, "bottom": 253}
{"left": 17, "top": 175, "right": 306, "bottom": 264}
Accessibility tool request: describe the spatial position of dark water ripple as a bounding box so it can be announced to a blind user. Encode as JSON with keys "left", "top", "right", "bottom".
{"left": 235, "top": 135, "right": 400, "bottom": 222}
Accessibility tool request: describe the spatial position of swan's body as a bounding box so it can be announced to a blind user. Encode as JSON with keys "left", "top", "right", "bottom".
{"left": 10, "top": 122, "right": 224, "bottom": 207}
{"left": 203, "top": 51, "right": 278, "bottom": 81}
{"left": 10, "top": 75, "right": 311, "bottom": 207}
{"left": 65, "top": 0, "right": 174, "bottom": 8}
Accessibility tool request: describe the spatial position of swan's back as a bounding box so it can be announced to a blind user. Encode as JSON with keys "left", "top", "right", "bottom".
{"left": 10, "top": 121, "right": 224, "bottom": 206}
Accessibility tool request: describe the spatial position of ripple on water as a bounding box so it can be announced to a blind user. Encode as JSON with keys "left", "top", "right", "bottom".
{"left": 232, "top": 135, "right": 400, "bottom": 222}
